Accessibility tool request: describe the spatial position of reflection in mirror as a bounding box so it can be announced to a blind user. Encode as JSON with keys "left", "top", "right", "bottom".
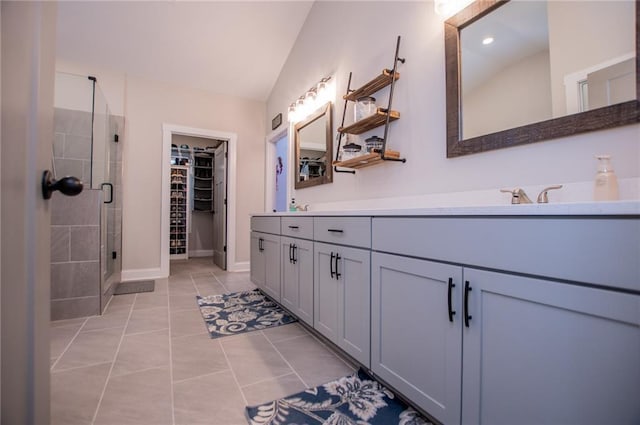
{"left": 445, "top": 0, "right": 639, "bottom": 157}
{"left": 295, "top": 102, "right": 333, "bottom": 189}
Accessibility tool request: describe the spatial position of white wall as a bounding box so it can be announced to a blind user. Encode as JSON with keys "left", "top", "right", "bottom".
{"left": 56, "top": 61, "right": 265, "bottom": 275}
{"left": 267, "top": 1, "right": 639, "bottom": 209}
{"left": 548, "top": 1, "right": 635, "bottom": 117}
{"left": 123, "top": 76, "right": 264, "bottom": 273}
{"left": 463, "top": 50, "right": 552, "bottom": 139}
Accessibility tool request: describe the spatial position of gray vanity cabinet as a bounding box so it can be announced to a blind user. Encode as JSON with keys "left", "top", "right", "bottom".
{"left": 461, "top": 268, "right": 640, "bottom": 425}
{"left": 280, "top": 236, "right": 313, "bottom": 326}
{"left": 314, "top": 241, "right": 371, "bottom": 367}
{"left": 372, "top": 216, "right": 640, "bottom": 425}
{"left": 250, "top": 217, "right": 281, "bottom": 300}
{"left": 371, "top": 252, "right": 463, "bottom": 425}
{"left": 250, "top": 231, "right": 280, "bottom": 301}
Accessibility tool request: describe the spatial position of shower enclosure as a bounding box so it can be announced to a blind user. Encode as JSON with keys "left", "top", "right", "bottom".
{"left": 50, "top": 72, "right": 123, "bottom": 320}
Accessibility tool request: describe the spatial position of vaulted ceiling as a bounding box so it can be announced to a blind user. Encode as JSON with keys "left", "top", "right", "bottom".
{"left": 56, "top": 1, "right": 314, "bottom": 101}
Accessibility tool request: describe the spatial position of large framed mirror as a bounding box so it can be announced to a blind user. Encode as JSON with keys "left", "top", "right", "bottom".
{"left": 445, "top": 0, "right": 639, "bottom": 157}
{"left": 295, "top": 102, "right": 333, "bottom": 189}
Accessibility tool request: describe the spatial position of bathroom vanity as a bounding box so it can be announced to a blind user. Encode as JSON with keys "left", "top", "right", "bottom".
{"left": 250, "top": 203, "right": 640, "bottom": 425}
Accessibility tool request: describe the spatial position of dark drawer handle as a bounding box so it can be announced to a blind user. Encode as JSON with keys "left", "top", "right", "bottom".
{"left": 327, "top": 229, "right": 344, "bottom": 233}
{"left": 464, "top": 280, "right": 472, "bottom": 328}
{"left": 259, "top": 238, "right": 264, "bottom": 252}
{"left": 447, "top": 277, "right": 456, "bottom": 323}
{"left": 289, "top": 243, "right": 293, "bottom": 263}
{"left": 288, "top": 225, "right": 299, "bottom": 230}
{"left": 292, "top": 244, "right": 297, "bottom": 264}
{"left": 330, "top": 252, "right": 336, "bottom": 279}
{"left": 335, "top": 253, "right": 341, "bottom": 279}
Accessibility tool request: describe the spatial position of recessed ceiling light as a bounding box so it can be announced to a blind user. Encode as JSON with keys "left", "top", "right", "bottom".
{"left": 482, "top": 37, "right": 494, "bottom": 45}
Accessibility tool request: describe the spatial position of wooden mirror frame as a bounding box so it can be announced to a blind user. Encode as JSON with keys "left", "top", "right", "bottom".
{"left": 294, "top": 102, "right": 333, "bottom": 189}
{"left": 445, "top": 0, "right": 640, "bottom": 158}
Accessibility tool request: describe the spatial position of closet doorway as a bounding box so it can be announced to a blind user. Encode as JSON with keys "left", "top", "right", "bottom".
{"left": 161, "top": 124, "right": 237, "bottom": 275}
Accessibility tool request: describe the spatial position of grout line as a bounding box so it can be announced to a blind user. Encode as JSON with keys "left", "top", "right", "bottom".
{"left": 76, "top": 325, "right": 128, "bottom": 334}
{"left": 50, "top": 316, "right": 90, "bottom": 371}
{"left": 261, "top": 331, "right": 309, "bottom": 389}
{"left": 52, "top": 360, "right": 119, "bottom": 374}
{"left": 172, "top": 367, "right": 230, "bottom": 385}
{"left": 100, "top": 365, "right": 166, "bottom": 380}
{"left": 264, "top": 331, "right": 311, "bottom": 345}
{"left": 306, "top": 331, "right": 358, "bottom": 372}
{"left": 239, "top": 371, "right": 297, "bottom": 389}
{"left": 121, "top": 327, "right": 170, "bottom": 338}
{"left": 90, "top": 293, "right": 137, "bottom": 425}
{"left": 211, "top": 273, "right": 231, "bottom": 293}
{"left": 218, "top": 339, "right": 249, "bottom": 406}
{"left": 170, "top": 330, "right": 210, "bottom": 341}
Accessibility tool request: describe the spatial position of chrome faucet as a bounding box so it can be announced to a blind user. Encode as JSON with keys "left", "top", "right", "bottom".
{"left": 501, "top": 188, "right": 533, "bottom": 204}
{"left": 536, "top": 185, "right": 563, "bottom": 203}
{"left": 501, "top": 185, "right": 563, "bottom": 204}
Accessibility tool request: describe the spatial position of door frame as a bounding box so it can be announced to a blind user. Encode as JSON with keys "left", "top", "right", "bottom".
{"left": 161, "top": 124, "right": 238, "bottom": 274}
{"left": 264, "top": 126, "right": 290, "bottom": 213}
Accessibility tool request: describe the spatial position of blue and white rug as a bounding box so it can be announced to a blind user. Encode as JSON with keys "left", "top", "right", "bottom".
{"left": 196, "top": 288, "right": 297, "bottom": 339}
{"left": 245, "top": 368, "right": 433, "bottom": 425}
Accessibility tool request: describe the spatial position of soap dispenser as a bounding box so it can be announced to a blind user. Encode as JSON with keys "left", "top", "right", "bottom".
{"left": 289, "top": 198, "right": 297, "bottom": 212}
{"left": 593, "top": 155, "right": 619, "bottom": 201}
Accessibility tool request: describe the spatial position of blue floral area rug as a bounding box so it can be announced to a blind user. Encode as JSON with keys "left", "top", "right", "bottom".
{"left": 245, "top": 368, "right": 433, "bottom": 425}
{"left": 196, "top": 288, "right": 297, "bottom": 339}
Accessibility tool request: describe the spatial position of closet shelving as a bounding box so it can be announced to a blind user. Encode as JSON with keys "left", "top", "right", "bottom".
{"left": 192, "top": 153, "right": 214, "bottom": 212}
{"left": 333, "top": 36, "right": 406, "bottom": 172}
{"left": 170, "top": 165, "right": 189, "bottom": 259}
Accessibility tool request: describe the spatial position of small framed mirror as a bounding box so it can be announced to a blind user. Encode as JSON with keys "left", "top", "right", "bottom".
{"left": 445, "top": 0, "right": 639, "bottom": 157}
{"left": 295, "top": 102, "right": 333, "bottom": 189}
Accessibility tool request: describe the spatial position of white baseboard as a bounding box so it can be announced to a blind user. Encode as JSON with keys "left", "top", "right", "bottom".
{"left": 189, "top": 250, "right": 214, "bottom": 258}
{"left": 120, "top": 267, "right": 167, "bottom": 282}
{"left": 228, "top": 261, "right": 250, "bottom": 272}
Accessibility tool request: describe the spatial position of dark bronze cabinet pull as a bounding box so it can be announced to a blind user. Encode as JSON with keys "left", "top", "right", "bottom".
{"left": 327, "top": 229, "right": 344, "bottom": 233}
{"left": 292, "top": 244, "right": 297, "bottom": 264}
{"left": 447, "top": 277, "right": 456, "bottom": 322}
{"left": 330, "top": 252, "right": 336, "bottom": 279}
{"left": 335, "top": 253, "right": 341, "bottom": 279}
{"left": 464, "top": 280, "right": 472, "bottom": 327}
{"left": 288, "top": 225, "right": 299, "bottom": 229}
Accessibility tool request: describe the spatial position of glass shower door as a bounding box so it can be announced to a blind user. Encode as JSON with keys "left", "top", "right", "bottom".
{"left": 91, "top": 82, "right": 122, "bottom": 304}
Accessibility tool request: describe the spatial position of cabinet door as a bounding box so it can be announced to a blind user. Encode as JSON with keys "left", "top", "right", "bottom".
{"left": 282, "top": 237, "right": 313, "bottom": 325}
{"left": 295, "top": 239, "right": 314, "bottom": 326}
{"left": 281, "top": 237, "right": 297, "bottom": 313}
{"left": 462, "top": 268, "right": 640, "bottom": 425}
{"left": 314, "top": 242, "right": 371, "bottom": 366}
{"left": 336, "top": 245, "right": 371, "bottom": 367}
{"left": 314, "top": 242, "right": 339, "bottom": 342}
{"left": 372, "top": 252, "right": 463, "bottom": 425}
{"left": 261, "top": 233, "right": 281, "bottom": 302}
{"left": 250, "top": 231, "right": 265, "bottom": 289}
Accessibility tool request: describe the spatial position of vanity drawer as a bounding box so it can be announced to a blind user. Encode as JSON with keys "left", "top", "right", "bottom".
{"left": 281, "top": 216, "right": 313, "bottom": 240}
{"left": 372, "top": 216, "right": 640, "bottom": 291}
{"left": 251, "top": 216, "right": 280, "bottom": 235}
{"left": 314, "top": 217, "right": 371, "bottom": 248}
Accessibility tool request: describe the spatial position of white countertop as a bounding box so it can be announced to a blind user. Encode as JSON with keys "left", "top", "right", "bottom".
{"left": 253, "top": 200, "right": 640, "bottom": 217}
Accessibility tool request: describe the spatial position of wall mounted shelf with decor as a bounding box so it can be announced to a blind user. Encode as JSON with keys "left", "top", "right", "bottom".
{"left": 334, "top": 36, "right": 406, "bottom": 173}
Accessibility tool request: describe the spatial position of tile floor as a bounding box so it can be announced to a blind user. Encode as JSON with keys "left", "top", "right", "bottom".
{"left": 50, "top": 257, "right": 355, "bottom": 425}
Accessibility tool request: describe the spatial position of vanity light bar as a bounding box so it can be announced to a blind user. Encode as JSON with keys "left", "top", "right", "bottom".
{"left": 288, "top": 76, "right": 334, "bottom": 123}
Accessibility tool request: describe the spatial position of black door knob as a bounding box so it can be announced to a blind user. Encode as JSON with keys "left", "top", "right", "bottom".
{"left": 42, "top": 170, "right": 83, "bottom": 199}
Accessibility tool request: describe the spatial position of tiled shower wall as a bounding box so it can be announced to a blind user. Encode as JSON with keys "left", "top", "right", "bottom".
{"left": 50, "top": 190, "right": 102, "bottom": 320}
{"left": 53, "top": 108, "right": 93, "bottom": 183}
{"left": 50, "top": 108, "right": 124, "bottom": 320}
